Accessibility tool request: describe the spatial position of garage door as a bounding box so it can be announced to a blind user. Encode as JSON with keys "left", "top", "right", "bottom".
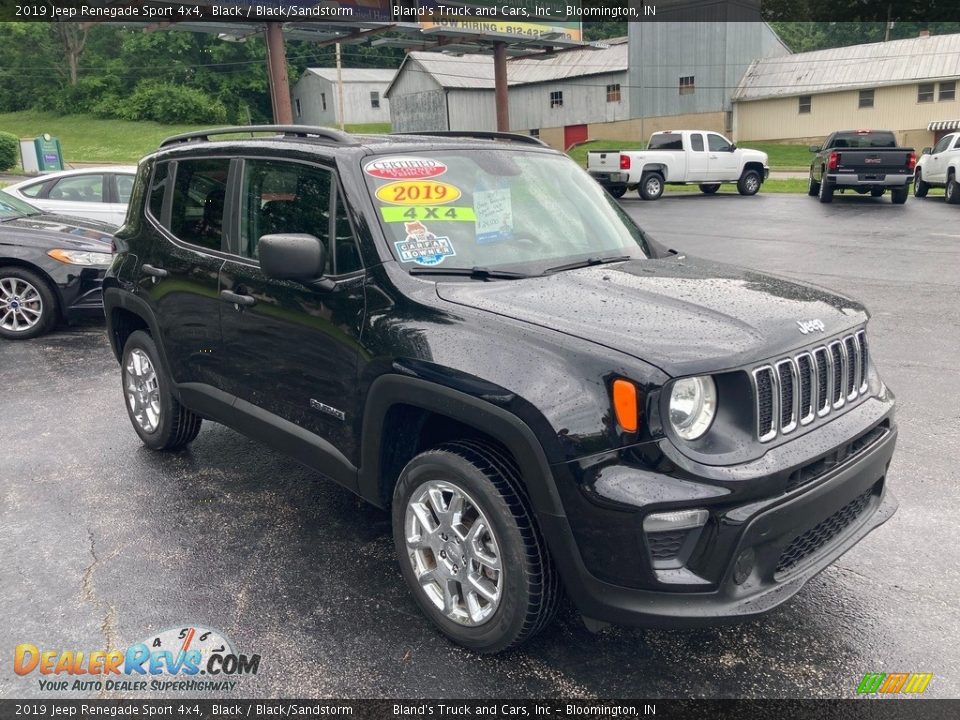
{"left": 564, "top": 124, "right": 588, "bottom": 150}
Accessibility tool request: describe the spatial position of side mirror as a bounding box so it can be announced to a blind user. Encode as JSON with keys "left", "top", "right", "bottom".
{"left": 809, "top": 145, "right": 821, "bottom": 153}
{"left": 259, "top": 234, "right": 327, "bottom": 282}
{"left": 728, "top": 144, "right": 737, "bottom": 152}
{"left": 921, "top": 147, "right": 932, "bottom": 156}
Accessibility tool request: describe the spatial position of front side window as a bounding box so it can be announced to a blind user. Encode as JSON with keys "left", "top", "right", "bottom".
{"left": 549, "top": 91, "right": 563, "bottom": 108}
{"left": 798, "top": 95, "right": 811, "bottom": 113}
{"left": 939, "top": 81, "right": 956, "bottom": 102}
{"left": 362, "top": 150, "right": 650, "bottom": 275}
{"left": 168, "top": 158, "right": 230, "bottom": 252}
{"left": 49, "top": 174, "right": 104, "bottom": 203}
{"left": 858, "top": 89, "right": 874, "bottom": 108}
{"left": 707, "top": 133, "right": 733, "bottom": 152}
{"left": 918, "top": 83, "right": 934, "bottom": 103}
{"left": 932, "top": 136, "right": 952, "bottom": 154}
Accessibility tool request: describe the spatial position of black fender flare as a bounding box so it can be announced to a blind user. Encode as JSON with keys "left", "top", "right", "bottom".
{"left": 357, "top": 374, "right": 565, "bottom": 518}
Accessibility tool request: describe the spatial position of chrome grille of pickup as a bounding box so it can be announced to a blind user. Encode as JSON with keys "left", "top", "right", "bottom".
{"left": 752, "top": 330, "right": 869, "bottom": 442}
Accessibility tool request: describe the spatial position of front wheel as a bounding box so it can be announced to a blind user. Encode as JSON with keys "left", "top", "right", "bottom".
{"left": 737, "top": 169, "right": 761, "bottom": 196}
{"left": 914, "top": 170, "right": 929, "bottom": 198}
{"left": 121, "top": 330, "right": 202, "bottom": 450}
{"left": 698, "top": 183, "right": 720, "bottom": 194}
{"left": 890, "top": 186, "right": 908, "bottom": 204}
{"left": 392, "top": 440, "right": 559, "bottom": 653}
{"left": 946, "top": 175, "right": 960, "bottom": 205}
{"left": 638, "top": 172, "right": 664, "bottom": 200}
{"left": 0, "top": 267, "right": 58, "bottom": 340}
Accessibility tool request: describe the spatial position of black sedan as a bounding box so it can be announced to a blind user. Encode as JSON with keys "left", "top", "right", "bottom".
{"left": 0, "top": 192, "right": 114, "bottom": 340}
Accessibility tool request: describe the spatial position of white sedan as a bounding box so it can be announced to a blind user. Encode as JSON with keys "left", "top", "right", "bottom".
{"left": 1, "top": 166, "right": 137, "bottom": 225}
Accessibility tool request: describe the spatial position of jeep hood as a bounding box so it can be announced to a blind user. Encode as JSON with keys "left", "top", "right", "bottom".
{"left": 435, "top": 255, "right": 867, "bottom": 376}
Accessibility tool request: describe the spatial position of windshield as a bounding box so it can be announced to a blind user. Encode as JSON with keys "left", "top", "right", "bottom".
{"left": 362, "top": 149, "right": 651, "bottom": 274}
{"left": 0, "top": 192, "right": 42, "bottom": 220}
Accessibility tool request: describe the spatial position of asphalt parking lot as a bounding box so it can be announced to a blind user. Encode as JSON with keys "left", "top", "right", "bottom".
{"left": 2, "top": 190, "right": 958, "bottom": 699}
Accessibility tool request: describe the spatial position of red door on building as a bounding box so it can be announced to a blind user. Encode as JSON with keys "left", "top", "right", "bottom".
{"left": 564, "top": 124, "right": 588, "bottom": 150}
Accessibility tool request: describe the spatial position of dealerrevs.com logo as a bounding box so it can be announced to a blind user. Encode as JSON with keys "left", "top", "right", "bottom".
{"left": 14, "top": 626, "right": 260, "bottom": 692}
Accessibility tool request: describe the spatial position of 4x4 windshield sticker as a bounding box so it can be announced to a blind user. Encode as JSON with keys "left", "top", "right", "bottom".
{"left": 395, "top": 221, "right": 456, "bottom": 266}
{"left": 473, "top": 178, "right": 513, "bottom": 244}
{"left": 364, "top": 156, "right": 447, "bottom": 180}
{"left": 380, "top": 206, "right": 477, "bottom": 223}
{"left": 376, "top": 180, "right": 461, "bottom": 205}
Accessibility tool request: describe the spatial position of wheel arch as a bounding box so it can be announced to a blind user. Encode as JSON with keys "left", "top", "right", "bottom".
{"left": 103, "top": 287, "right": 177, "bottom": 393}
{"left": 358, "top": 374, "right": 563, "bottom": 518}
{"left": 742, "top": 161, "right": 765, "bottom": 177}
{"left": 641, "top": 163, "right": 667, "bottom": 178}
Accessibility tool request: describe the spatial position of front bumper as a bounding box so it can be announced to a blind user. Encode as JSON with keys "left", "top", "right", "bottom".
{"left": 56, "top": 267, "right": 106, "bottom": 319}
{"left": 539, "top": 400, "right": 898, "bottom": 627}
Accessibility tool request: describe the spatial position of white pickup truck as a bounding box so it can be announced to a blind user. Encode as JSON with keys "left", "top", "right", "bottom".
{"left": 587, "top": 130, "right": 769, "bottom": 200}
{"left": 914, "top": 131, "right": 960, "bottom": 203}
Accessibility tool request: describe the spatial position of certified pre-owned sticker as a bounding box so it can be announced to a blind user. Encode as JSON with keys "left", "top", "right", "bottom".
{"left": 376, "top": 180, "right": 461, "bottom": 206}
{"left": 364, "top": 156, "right": 447, "bottom": 180}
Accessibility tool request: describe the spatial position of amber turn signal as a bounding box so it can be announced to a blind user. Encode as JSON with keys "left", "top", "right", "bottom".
{"left": 612, "top": 378, "right": 639, "bottom": 432}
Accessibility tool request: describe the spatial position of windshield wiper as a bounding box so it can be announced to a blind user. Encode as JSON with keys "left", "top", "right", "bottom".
{"left": 409, "top": 266, "right": 529, "bottom": 280}
{"left": 543, "top": 255, "right": 632, "bottom": 275}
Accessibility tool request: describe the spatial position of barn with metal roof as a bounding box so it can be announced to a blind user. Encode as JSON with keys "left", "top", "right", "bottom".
{"left": 733, "top": 32, "right": 960, "bottom": 146}
{"left": 292, "top": 67, "right": 397, "bottom": 127}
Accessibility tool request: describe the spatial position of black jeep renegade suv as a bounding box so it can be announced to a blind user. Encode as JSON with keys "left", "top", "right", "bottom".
{"left": 104, "top": 126, "right": 898, "bottom": 653}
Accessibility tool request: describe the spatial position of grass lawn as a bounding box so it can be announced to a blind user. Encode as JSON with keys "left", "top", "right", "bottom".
{"left": 0, "top": 111, "right": 393, "bottom": 165}
{"left": 570, "top": 139, "right": 814, "bottom": 171}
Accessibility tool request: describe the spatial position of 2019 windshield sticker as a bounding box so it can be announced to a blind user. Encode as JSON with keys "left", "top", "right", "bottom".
{"left": 380, "top": 206, "right": 477, "bottom": 223}
{"left": 376, "top": 180, "right": 461, "bottom": 206}
{"left": 396, "top": 221, "right": 456, "bottom": 266}
{"left": 364, "top": 156, "right": 447, "bottom": 180}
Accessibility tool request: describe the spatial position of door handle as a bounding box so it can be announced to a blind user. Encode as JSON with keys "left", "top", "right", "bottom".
{"left": 141, "top": 264, "right": 168, "bottom": 278}
{"left": 709, "top": 154, "right": 719, "bottom": 159}
{"left": 220, "top": 289, "right": 257, "bottom": 307}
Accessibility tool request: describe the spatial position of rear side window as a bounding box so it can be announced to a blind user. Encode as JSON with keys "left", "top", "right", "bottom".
{"left": 148, "top": 162, "right": 169, "bottom": 221}
{"left": 19, "top": 182, "right": 44, "bottom": 198}
{"left": 169, "top": 158, "right": 231, "bottom": 252}
{"left": 116, "top": 174, "right": 135, "bottom": 204}
{"left": 690, "top": 134, "right": 705, "bottom": 152}
{"left": 648, "top": 133, "right": 682, "bottom": 150}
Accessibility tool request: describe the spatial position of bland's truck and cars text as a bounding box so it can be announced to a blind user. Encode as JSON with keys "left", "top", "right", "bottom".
{"left": 102, "top": 127, "right": 897, "bottom": 653}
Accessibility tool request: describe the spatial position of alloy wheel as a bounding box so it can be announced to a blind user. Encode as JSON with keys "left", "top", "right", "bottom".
{"left": 0, "top": 277, "right": 44, "bottom": 333}
{"left": 124, "top": 348, "right": 161, "bottom": 433}
{"left": 404, "top": 479, "right": 503, "bottom": 626}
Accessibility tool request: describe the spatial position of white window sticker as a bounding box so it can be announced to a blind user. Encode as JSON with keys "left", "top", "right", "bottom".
{"left": 473, "top": 180, "right": 513, "bottom": 244}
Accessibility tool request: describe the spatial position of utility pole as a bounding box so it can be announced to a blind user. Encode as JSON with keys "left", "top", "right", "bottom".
{"left": 335, "top": 42, "right": 346, "bottom": 130}
{"left": 264, "top": 23, "right": 292, "bottom": 124}
{"left": 493, "top": 42, "right": 509, "bottom": 132}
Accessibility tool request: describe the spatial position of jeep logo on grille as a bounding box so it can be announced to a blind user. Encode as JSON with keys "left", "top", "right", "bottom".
{"left": 797, "top": 319, "right": 826, "bottom": 334}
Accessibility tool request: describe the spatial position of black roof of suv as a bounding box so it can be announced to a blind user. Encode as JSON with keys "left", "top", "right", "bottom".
{"left": 103, "top": 126, "right": 898, "bottom": 653}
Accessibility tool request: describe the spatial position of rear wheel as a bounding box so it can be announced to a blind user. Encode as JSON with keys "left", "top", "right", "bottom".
{"left": 0, "top": 267, "right": 58, "bottom": 340}
{"left": 914, "top": 169, "right": 929, "bottom": 198}
{"left": 890, "top": 186, "right": 908, "bottom": 204}
{"left": 639, "top": 172, "right": 664, "bottom": 200}
{"left": 807, "top": 174, "right": 820, "bottom": 196}
{"left": 121, "top": 330, "right": 202, "bottom": 451}
{"left": 946, "top": 174, "right": 960, "bottom": 204}
{"left": 698, "top": 183, "right": 720, "bottom": 194}
{"left": 737, "top": 169, "right": 761, "bottom": 196}
{"left": 392, "top": 440, "right": 559, "bottom": 653}
{"left": 818, "top": 173, "right": 834, "bottom": 203}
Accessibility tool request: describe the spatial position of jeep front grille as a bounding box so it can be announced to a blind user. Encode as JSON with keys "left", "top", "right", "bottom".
{"left": 752, "top": 330, "right": 868, "bottom": 442}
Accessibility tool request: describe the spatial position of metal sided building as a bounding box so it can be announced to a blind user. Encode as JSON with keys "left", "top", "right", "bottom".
{"left": 732, "top": 33, "right": 960, "bottom": 148}
{"left": 292, "top": 68, "right": 396, "bottom": 127}
{"left": 384, "top": 40, "right": 630, "bottom": 149}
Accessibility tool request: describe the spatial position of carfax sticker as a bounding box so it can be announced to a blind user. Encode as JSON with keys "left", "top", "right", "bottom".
{"left": 376, "top": 180, "right": 461, "bottom": 206}
{"left": 380, "top": 206, "right": 477, "bottom": 222}
{"left": 395, "top": 221, "right": 456, "bottom": 266}
{"left": 364, "top": 156, "right": 447, "bottom": 180}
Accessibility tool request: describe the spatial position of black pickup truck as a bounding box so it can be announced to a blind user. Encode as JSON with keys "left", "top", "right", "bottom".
{"left": 808, "top": 130, "right": 915, "bottom": 204}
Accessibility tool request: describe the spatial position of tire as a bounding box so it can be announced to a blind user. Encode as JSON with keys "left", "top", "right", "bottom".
{"left": 737, "top": 169, "right": 761, "bottom": 196}
{"left": 392, "top": 440, "right": 559, "bottom": 653}
{"left": 890, "top": 186, "right": 908, "bottom": 205}
{"left": 807, "top": 174, "right": 820, "bottom": 196}
{"left": 871, "top": 188, "right": 885, "bottom": 198}
{"left": 913, "top": 169, "right": 929, "bottom": 198}
{"left": 946, "top": 174, "right": 960, "bottom": 205}
{"left": 698, "top": 183, "right": 720, "bottom": 194}
{"left": 638, "top": 172, "right": 664, "bottom": 200}
{"left": 608, "top": 185, "right": 627, "bottom": 199}
{"left": 0, "top": 267, "right": 59, "bottom": 340}
{"left": 121, "top": 330, "right": 202, "bottom": 451}
{"left": 818, "top": 174, "right": 834, "bottom": 203}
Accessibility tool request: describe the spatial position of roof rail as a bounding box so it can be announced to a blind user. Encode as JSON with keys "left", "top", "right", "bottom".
{"left": 159, "top": 125, "right": 357, "bottom": 148}
{"left": 392, "top": 130, "right": 548, "bottom": 147}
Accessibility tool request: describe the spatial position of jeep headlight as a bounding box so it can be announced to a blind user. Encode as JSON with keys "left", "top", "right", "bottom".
{"left": 668, "top": 376, "right": 717, "bottom": 440}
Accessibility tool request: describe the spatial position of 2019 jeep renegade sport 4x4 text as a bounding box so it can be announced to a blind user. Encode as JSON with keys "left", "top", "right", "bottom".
{"left": 104, "top": 126, "right": 898, "bottom": 653}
